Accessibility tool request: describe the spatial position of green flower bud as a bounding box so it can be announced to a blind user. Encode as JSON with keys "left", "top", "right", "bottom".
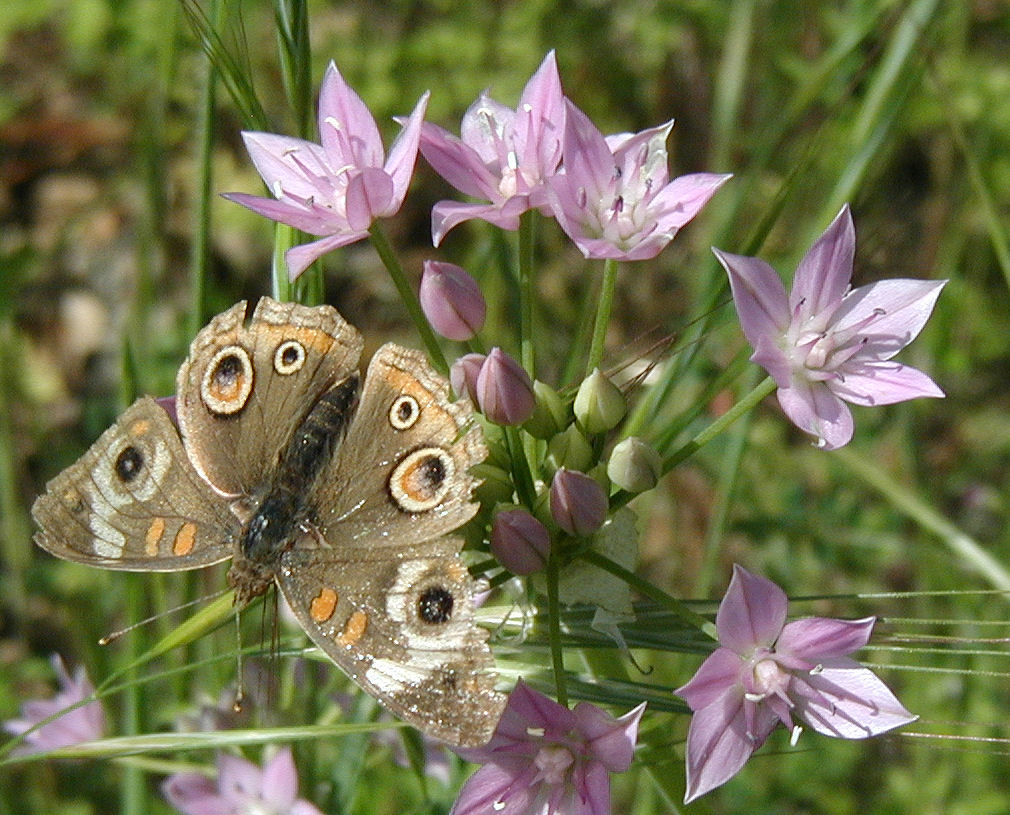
{"left": 607, "top": 436, "right": 662, "bottom": 493}
{"left": 546, "top": 425, "right": 594, "bottom": 473}
{"left": 523, "top": 380, "right": 570, "bottom": 440}
{"left": 471, "top": 463, "right": 516, "bottom": 506}
{"left": 574, "top": 368, "right": 626, "bottom": 434}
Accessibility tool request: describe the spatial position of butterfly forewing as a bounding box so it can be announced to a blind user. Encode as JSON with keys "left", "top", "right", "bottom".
{"left": 310, "top": 343, "right": 487, "bottom": 550}
{"left": 31, "top": 397, "right": 236, "bottom": 570}
{"left": 176, "top": 299, "right": 364, "bottom": 497}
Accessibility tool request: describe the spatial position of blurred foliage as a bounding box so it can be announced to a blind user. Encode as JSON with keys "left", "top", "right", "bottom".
{"left": 2, "top": 0, "right": 1010, "bottom": 813}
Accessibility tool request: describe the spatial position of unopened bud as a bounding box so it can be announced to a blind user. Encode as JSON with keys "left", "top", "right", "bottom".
{"left": 574, "top": 368, "right": 626, "bottom": 433}
{"left": 523, "top": 380, "right": 569, "bottom": 440}
{"left": 546, "top": 425, "right": 593, "bottom": 473}
{"left": 549, "top": 468, "right": 608, "bottom": 536}
{"left": 607, "top": 437, "right": 662, "bottom": 493}
{"left": 419, "top": 260, "right": 487, "bottom": 341}
{"left": 475, "top": 347, "right": 535, "bottom": 425}
{"left": 450, "top": 352, "right": 486, "bottom": 401}
{"left": 490, "top": 507, "right": 551, "bottom": 575}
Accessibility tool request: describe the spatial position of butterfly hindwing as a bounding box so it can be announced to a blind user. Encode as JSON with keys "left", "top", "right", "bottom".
{"left": 276, "top": 537, "right": 505, "bottom": 747}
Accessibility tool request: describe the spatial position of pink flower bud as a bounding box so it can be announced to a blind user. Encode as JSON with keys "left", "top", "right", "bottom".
{"left": 419, "top": 260, "right": 487, "bottom": 341}
{"left": 474, "top": 347, "right": 535, "bottom": 425}
{"left": 550, "top": 468, "right": 608, "bottom": 536}
{"left": 450, "top": 352, "right": 486, "bottom": 401}
{"left": 491, "top": 508, "right": 551, "bottom": 575}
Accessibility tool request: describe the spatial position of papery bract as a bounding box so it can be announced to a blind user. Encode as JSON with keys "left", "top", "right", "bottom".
{"left": 419, "top": 51, "right": 566, "bottom": 245}
{"left": 675, "top": 565, "right": 917, "bottom": 803}
{"left": 163, "top": 747, "right": 323, "bottom": 815}
{"left": 715, "top": 204, "right": 945, "bottom": 449}
{"left": 223, "top": 61, "right": 429, "bottom": 280}
{"left": 451, "top": 680, "right": 644, "bottom": 815}
{"left": 548, "top": 100, "right": 730, "bottom": 260}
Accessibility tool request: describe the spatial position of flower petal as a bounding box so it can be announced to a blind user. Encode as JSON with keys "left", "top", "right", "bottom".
{"left": 449, "top": 761, "right": 537, "bottom": 815}
{"left": 161, "top": 772, "right": 225, "bottom": 815}
{"left": 239, "top": 132, "right": 334, "bottom": 200}
{"left": 790, "top": 204, "right": 854, "bottom": 320}
{"left": 345, "top": 166, "right": 395, "bottom": 229}
{"left": 559, "top": 99, "right": 616, "bottom": 204}
{"left": 651, "top": 172, "right": 732, "bottom": 229}
{"left": 317, "top": 61, "right": 383, "bottom": 168}
{"left": 577, "top": 760, "right": 612, "bottom": 815}
{"left": 675, "top": 647, "right": 745, "bottom": 711}
{"left": 832, "top": 278, "right": 946, "bottom": 360}
{"left": 716, "top": 565, "right": 789, "bottom": 654}
{"left": 285, "top": 231, "right": 369, "bottom": 280}
{"left": 777, "top": 616, "right": 876, "bottom": 660}
{"left": 714, "top": 248, "right": 791, "bottom": 348}
{"left": 792, "top": 657, "right": 917, "bottom": 738}
{"left": 683, "top": 691, "right": 760, "bottom": 804}
{"left": 574, "top": 701, "right": 645, "bottom": 773}
{"left": 261, "top": 747, "right": 299, "bottom": 808}
{"left": 419, "top": 124, "right": 500, "bottom": 200}
{"left": 431, "top": 198, "right": 528, "bottom": 246}
{"left": 384, "top": 91, "right": 430, "bottom": 207}
{"left": 777, "top": 379, "right": 855, "bottom": 450}
{"left": 829, "top": 361, "right": 944, "bottom": 406}
{"left": 516, "top": 51, "right": 565, "bottom": 172}
{"left": 221, "top": 192, "right": 343, "bottom": 235}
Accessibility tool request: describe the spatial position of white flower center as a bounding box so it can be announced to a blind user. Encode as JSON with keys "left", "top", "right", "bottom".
{"left": 752, "top": 657, "right": 791, "bottom": 699}
{"left": 533, "top": 744, "right": 575, "bottom": 785}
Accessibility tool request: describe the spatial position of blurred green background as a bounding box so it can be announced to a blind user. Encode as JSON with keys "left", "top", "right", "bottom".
{"left": 2, "top": 0, "right": 1009, "bottom": 813}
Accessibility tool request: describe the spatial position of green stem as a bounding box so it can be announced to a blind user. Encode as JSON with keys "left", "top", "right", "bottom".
{"left": 518, "top": 211, "right": 536, "bottom": 376}
{"left": 660, "top": 375, "right": 775, "bottom": 474}
{"left": 585, "top": 258, "right": 619, "bottom": 375}
{"left": 188, "top": 0, "right": 219, "bottom": 336}
{"left": 369, "top": 223, "right": 448, "bottom": 374}
{"left": 578, "top": 549, "right": 716, "bottom": 638}
{"left": 545, "top": 551, "right": 568, "bottom": 706}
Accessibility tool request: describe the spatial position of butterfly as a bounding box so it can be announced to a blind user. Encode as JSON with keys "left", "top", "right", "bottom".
{"left": 31, "top": 297, "right": 506, "bottom": 746}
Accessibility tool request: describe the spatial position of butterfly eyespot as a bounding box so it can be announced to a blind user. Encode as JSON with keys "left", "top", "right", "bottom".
{"left": 388, "top": 448, "right": 455, "bottom": 512}
{"left": 274, "top": 339, "right": 306, "bottom": 375}
{"left": 417, "top": 585, "right": 454, "bottom": 624}
{"left": 202, "top": 345, "right": 253, "bottom": 415}
{"left": 389, "top": 394, "right": 421, "bottom": 430}
{"left": 114, "top": 445, "right": 144, "bottom": 483}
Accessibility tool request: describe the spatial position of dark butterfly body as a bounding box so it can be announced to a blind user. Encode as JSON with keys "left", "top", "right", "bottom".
{"left": 31, "top": 297, "right": 505, "bottom": 746}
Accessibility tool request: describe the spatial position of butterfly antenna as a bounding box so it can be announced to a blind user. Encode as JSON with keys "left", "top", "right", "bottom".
{"left": 233, "top": 604, "right": 245, "bottom": 713}
{"left": 98, "top": 587, "right": 231, "bottom": 646}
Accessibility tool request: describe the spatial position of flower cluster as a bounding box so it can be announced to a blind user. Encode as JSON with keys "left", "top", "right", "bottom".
{"left": 180, "top": 48, "right": 943, "bottom": 812}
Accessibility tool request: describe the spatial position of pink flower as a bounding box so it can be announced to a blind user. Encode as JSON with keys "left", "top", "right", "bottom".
{"left": 548, "top": 100, "right": 730, "bottom": 260}
{"left": 223, "top": 61, "right": 429, "bottom": 280}
{"left": 715, "top": 204, "right": 945, "bottom": 449}
{"left": 419, "top": 51, "right": 566, "bottom": 245}
{"left": 3, "top": 654, "right": 104, "bottom": 753}
{"left": 675, "top": 565, "right": 916, "bottom": 803}
{"left": 163, "top": 747, "right": 324, "bottom": 815}
{"left": 451, "top": 680, "right": 645, "bottom": 815}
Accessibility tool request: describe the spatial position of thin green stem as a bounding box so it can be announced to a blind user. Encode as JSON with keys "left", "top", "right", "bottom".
{"left": 586, "top": 258, "right": 619, "bottom": 375}
{"left": 545, "top": 551, "right": 568, "bottom": 706}
{"left": 517, "top": 210, "right": 536, "bottom": 376}
{"left": 188, "top": 0, "right": 220, "bottom": 336}
{"left": 369, "top": 223, "right": 448, "bottom": 374}
{"left": 660, "top": 375, "right": 775, "bottom": 474}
